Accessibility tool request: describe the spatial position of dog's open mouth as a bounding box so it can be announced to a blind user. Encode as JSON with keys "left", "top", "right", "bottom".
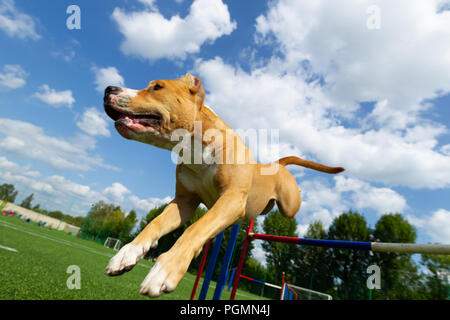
{"left": 117, "top": 114, "right": 162, "bottom": 128}
{"left": 104, "top": 104, "right": 162, "bottom": 131}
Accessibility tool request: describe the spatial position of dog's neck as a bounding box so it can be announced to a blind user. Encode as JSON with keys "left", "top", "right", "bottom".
{"left": 175, "top": 104, "right": 254, "bottom": 166}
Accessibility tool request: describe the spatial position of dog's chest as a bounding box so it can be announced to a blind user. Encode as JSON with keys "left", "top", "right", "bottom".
{"left": 177, "top": 164, "right": 219, "bottom": 208}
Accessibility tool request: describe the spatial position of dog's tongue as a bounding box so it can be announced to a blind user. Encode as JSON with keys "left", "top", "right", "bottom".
{"left": 117, "top": 114, "right": 158, "bottom": 127}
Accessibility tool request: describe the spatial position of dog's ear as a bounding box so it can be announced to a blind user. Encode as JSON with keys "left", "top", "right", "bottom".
{"left": 184, "top": 73, "right": 205, "bottom": 109}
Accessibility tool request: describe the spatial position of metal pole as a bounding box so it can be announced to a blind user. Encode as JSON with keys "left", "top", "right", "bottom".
{"left": 228, "top": 268, "right": 236, "bottom": 292}
{"left": 230, "top": 220, "right": 255, "bottom": 300}
{"left": 199, "top": 230, "right": 225, "bottom": 300}
{"left": 213, "top": 224, "right": 240, "bottom": 300}
{"left": 250, "top": 233, "right": 450, "bottom": 254}
{"left": 261, "top": 267, "right": 268, "bottom": 297}
{"left": 190, "top": 240, "right": 211, "bottom": 300}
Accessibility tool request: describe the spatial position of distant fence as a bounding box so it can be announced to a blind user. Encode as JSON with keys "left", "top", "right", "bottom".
{"left": 2, "top": 202, "right": 80, "bottom": 235}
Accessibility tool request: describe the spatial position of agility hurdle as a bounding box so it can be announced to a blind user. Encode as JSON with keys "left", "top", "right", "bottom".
{"left": 190, "top": 224, "right": 240, "bottom": 300}
{"left": 229, "top": 220, "right": 450, "bottom": 300}
{"left": 227, "top": 268, "right": 316, "bottom": 300}
{"left": 190, "top": 218, "right": 450, "bottom": 300}
{"left": 280, "top": 272, "right": 298, "bottom": 300}
{"left": 227, "top": 267, "right": 282, "bottom": 291}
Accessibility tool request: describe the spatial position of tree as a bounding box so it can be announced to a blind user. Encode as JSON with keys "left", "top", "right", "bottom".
{"left": 81, "top": 201, "right": 138, "bottom": 243}
{"left": 0, "top": 183, "right": 18, "bottom": 203}
{"left": 20, "top": 193, "right": 35, "bottom": 209}
{"left": 327, "top": 210, "right": 371, "bottom": 300}
{"left": 48, "top": 210, "right": 64, "bottom": 220}
{"left": 65, "top": 215, "right": 85, "bottom": 227}
{"left": 421, "top": 253, "right": 450, "bottom": 300}
{"left": 292, "top": 221, "right": 334, "bottom": 295}
{"left": 372, "top": 213, "right": 419, "bottom": 300}
{"left": 262, "top": 210, "right": 298, "bottom": 284}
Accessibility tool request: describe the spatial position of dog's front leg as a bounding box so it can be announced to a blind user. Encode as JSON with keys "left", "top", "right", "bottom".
{"left": 139, "top": 189, "right": 247, "bottom": 298}
{"left": 105, "top": 195, "right": 199, "bottom": 276}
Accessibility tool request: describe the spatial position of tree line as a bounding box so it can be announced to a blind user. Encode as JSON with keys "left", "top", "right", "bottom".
{"left": 258, "top": 210, "right": 449, "bottom": 300}
{"left": 130, "top": 204, "right": 449, "bottom": 300}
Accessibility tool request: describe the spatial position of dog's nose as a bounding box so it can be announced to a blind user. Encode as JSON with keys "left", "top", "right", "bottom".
{"left": 105, "top": 86, "right": 122, "bottom": 95}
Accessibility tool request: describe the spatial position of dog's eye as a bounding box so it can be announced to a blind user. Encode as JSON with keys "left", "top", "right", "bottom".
{"left": 152, "top": 84, "right": 164, "bottom": 91}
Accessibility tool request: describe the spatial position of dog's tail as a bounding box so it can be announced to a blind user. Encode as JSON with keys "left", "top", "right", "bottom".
{"left": 277, "top": 156, "right": 345, "bottom": 174}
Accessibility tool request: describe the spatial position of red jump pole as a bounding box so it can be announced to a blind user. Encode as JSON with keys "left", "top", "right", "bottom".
{"left": 230, "top": 219, "right": 255, "bottom": 300}
{"left": 280, "top": 272, "right": 286, "bottom": 300}
{"left": 190, "top": 239, "right": 211, "bottom": 300}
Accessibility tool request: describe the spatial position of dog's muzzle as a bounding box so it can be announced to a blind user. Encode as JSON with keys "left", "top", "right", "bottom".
{"left": 104, "top": 86, "right": 122, "bottom": 103}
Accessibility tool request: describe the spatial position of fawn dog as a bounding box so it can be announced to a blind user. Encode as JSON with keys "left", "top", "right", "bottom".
{"left": 103, "top": 74, "right": 344, "bottom": 298}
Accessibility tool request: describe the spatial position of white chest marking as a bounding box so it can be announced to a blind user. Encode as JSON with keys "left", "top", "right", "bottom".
{"left": 178, "top": 164, "right": 219, "bottom": 208}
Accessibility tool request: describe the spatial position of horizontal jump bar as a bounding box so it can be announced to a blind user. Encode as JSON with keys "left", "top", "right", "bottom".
{"left": 240, "top": 274, "right": 281, "bottom": 289}
{"left": 249, "top": 233, "right": 450, "bottom": 254}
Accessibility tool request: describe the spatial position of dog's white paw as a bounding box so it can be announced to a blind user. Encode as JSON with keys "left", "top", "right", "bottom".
{"left": 104, "top": 243, "right": 152, "bottom": 276}
{"left": 139, "top": 262, "right": 175, "bottom": 298}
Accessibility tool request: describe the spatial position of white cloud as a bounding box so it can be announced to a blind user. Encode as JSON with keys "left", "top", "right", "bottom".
{"left": 0, "top": 118, "right": 115, "bottom": 171}
{"left": 138, "top": 0, "right": 157, "bottom": 11}
{"left": 296, "top": 224, "right": 309, "bottom": 238}
{"left": 129, "top": 195, "right": 172, "bottom": 213}
{"left": 0, "top": 64, "right": 28, "bottom": 89}
{"left": 103, "top": 182, "right": 131, "bottom": 204}
{"left": 76, "top": 107, "right": 110, "bottom": 137}
{"left": 0, "top": 156, "right": 19, "bottom": 171}
{"left": 0, "top": 156, "right": 170, "bottom": 217}
{"left": 334, "top": 176, "right": 408, "bottom": 215}
{"left": 51, "top": 49, "right": 75, "bottom": 63}
{"left": 441, "top": 144, "right": 450, "bottom": 156}
{"left": 0, "top": 160, "right": 106, "bottom": 215}
{"left": 194, "top": 55, "right": 450, "bottom": 189}
{"left": 255, "top": 0, "right": 450, "bottom": 126}
{"left": 297, "top": 176, "right": 408, "bottom": 230}
{"left": 45, "top": 175, "right": 104, "bottom": 203}
{"left": 111, "top": 0, "right": 236, "bottom": 61}
{"left": 408, "top": 209, "right": 450, "bottom": 243}
{"left": 193, "top": 0, "right": 450, "bottom": 189}
{"left": 0, "top": 156, "right": 40, "bottom": 179}
{"left": 0, "top": 158, "right": 52, "bottom": 195}
{"left": 33, "top": 84, "right": 75, "bottom": 108}
{"left": 251, "top": 244, "right": 267, "bottom": 267}
{"left": 0, "top": 0, "right": 40, "bottom": 40}
{"left": 92, "top": 66, "right": 125, "bottom": 93}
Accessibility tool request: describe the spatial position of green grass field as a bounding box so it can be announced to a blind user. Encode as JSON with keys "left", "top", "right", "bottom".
{"left": 0, "top": 214, "right": 267, "bottom": 300}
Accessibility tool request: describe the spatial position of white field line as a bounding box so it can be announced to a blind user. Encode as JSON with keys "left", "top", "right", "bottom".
{"left": 0, "top": 244, "right": 18, "bottom": 252}
{"left": 0, "top": 219, "right": 262, "bottom": 300}
{"left": 0, "top": 219, "right": 154, "bottom": 270}
{"left": 0, "top": 219, "right": 112, "bottom": 258}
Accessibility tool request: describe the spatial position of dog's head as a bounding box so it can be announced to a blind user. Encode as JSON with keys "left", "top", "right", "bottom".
{"left": 104, "top": 74, "right": 205, "bottom": 149}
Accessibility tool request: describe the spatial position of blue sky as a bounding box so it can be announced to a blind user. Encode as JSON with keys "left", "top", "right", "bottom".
{"left": 1, "top": 0, "right": 450, "bottom": 260}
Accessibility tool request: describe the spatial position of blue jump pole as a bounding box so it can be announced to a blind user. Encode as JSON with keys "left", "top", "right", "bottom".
{"left": 228, "top": 268, "right": 236, "bottom": 292}
{"left": 198, "top": 230, "right": 225, "bottom": 300}
{"left": 213, "top": 224, "right": 240, "bottom": 300}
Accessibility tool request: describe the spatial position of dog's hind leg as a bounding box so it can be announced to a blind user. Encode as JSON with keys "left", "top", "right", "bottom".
{"left": 105, "top": 184, "right": 200, "bottom": 277}
{"left": 275, "top": 166, "right": 302, "bottom": 219}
